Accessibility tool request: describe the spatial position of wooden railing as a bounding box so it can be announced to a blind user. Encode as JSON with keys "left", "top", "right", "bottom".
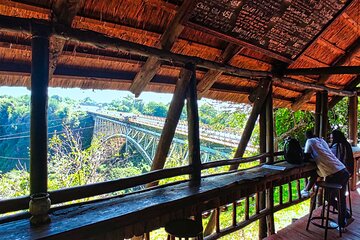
{"left": 0, "top": 152, "right": 280, "bottom": 215}
{"left": 0, "top": 152, "right": 317, "bottom": 240}
{"left": 203, "top": 177, "right": 310, "bottom": 240}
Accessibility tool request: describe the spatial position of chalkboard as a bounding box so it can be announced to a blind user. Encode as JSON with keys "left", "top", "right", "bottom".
{"left": 187, "top": 0, "right": 347, "bottom": 60}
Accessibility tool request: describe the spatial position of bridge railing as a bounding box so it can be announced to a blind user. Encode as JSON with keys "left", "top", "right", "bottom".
{"left": 0, "top": 152, "right": 284, "bottom": 215}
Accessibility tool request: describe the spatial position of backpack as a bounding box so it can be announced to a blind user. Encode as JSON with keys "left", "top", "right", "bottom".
{"left": 283, "top": 137, "right": 304, "bottom": 164}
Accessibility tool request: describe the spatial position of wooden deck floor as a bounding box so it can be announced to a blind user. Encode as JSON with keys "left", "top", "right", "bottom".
{"left": 265, "top": 187, "right": 360, "bottom": 240}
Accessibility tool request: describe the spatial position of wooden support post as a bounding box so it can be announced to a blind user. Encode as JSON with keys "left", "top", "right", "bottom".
{"left": 320, "top": 91, "right": 329, "bottom": 139}
{"left": 186, "top": 63, "right": 201, "bottom": 184}
{"left": 229, "top": 78, "right": 271, "bottom": 170}
{"left": 266, "top": 82, "right": 274, "bottom": 164}
{"left": 348, "top": 96, "right": 358, "bottom": 146}
{"left": 314, "top": 92, "right": 322, "bottom": 137}
{"left": 148, "top": 64, "right": 193, "bottom": 186}
{"left": 265, "top": 82, "right": 275, "bottom": 235}
{"left": 258, "top": 101, "right": 267, "bottom": 239}
{"left": 30, "top": 27, "right": 49, "bottom": 195}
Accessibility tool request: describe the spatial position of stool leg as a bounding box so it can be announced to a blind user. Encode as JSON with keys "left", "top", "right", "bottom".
{"left": 307, "top": 186, "right": 319, "bottom": 230}
{"left": 337, "top": 190, "right": 342, "bottom": 238}
{"left": 321, "top": 189, "right": 327, "bottom": 227}
{"left": 348, "top": 181, "right": 352, "bottom": 217}
{"left": 324, "top": 196, "right": 331, "bottom": 240}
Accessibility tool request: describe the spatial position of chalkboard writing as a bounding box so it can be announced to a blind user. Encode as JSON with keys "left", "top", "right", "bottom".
{"left": 188, "top": 0, "right": 346, "bottom": 60}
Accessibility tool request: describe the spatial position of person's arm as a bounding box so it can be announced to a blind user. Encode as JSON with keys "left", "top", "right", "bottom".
{"left": 303, "top": 140, "right": 312, "bottom": 162}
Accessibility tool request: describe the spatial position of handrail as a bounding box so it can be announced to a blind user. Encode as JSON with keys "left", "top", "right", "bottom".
{"left": 0, "top": 151, "right": 284, "bottom": 214}
{"left": 0, "top": 165, "right": 192, "bottom": 214}
{"left": 201, "top": 152, "right": 271, "bottom": 170}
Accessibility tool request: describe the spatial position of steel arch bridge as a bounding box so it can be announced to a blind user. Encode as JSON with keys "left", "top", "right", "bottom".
{"left": 92, "top": 115, "right": 231, "bottom": 164}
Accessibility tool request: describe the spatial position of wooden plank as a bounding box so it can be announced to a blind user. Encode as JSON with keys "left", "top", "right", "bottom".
{"left": 129, "top": 0, "right": 195, "bottom": 96}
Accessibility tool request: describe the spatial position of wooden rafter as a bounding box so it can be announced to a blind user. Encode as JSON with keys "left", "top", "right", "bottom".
{"left": 330, "top": 75, "right": 360, "bottom": 108}
{"left": 300, "top": 55, "right": 329, "bottom": 67}
{"left": 49, "top": 0, "right": 83, "bottom": 79}
{"left": 197, "top": 43, "right": 243, "bottom": 98}
{"left": 317, "top": 38, "right": 345, "bottom": 54}
{"left": 285, "top": 66, "right": 360, "bottom": 75}
{"left": 341, "top": 12, "right": 360, "bottom": 34}
{"left": 129, "top": 0, "right": 195, "bottom": 97}
{"left": 291, "top": 39, "right": 360, "bottom": 110}
{"left": 0, "top": 15, "right": 356, "bottom": 97}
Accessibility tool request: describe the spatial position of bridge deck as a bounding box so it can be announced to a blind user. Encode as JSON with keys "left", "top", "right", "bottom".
{"left": 265, "top": 187, "right": 360, "bottom": 240}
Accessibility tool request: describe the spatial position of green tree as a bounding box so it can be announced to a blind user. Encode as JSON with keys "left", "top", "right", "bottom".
{"left": 143, "top": 101, "right": 168, "bottom": 117}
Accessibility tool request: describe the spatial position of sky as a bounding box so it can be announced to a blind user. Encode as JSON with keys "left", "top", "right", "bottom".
{"left": 0, "top": 86, "right": 174, "bottom": 104}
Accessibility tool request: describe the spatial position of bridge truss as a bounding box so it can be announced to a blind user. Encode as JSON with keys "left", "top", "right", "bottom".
{"left": 93, "top": 116, "right": 230, "bottom": 165}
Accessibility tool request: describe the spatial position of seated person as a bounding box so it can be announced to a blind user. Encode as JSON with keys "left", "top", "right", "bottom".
{"left": 330, "top": 129, "right": 354, "bottom": 176}
{"left": 301, "top": 130, "right": 350, "bottom": 229}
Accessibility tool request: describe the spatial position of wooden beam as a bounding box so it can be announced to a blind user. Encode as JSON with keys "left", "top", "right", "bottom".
{"left": 258, "top": 92, "right": 267, "bottom": 239}
{"left": 292, "top": 39, "right": 360, "bottom": 110}
{"left": 129, "top": 0, "right": 195, "bottom": 97}
{"left": 128, "top": 56, "right": 161, "bottom": 97}
{"left": 291, "top": 90, "right": 315, "bottom": 111}
{"left": 30, "top": 27, "right": 49, "bottom": 194}
{"left": 49, "top": 0, "right": 82, "bottom": 80}
{"left": 348, "top": 96, "right": 358, "bottom": 146}
{"left": 265, "top": 83, "right": 275, "bottom": 235}
{"left": 0, "top": 15, "right": 356, "bottom": 97}
{"left": 274, "top": 77, "right": 355, "bottom": 97}
{"left": 148, "top": 65, "right": 193, "bottom": 185}
{"left": 229, "top": 78, "right": 271, "bottom": 171}
{"left": 320, "top": 91, "right": 329, "bottom": 139}
{"left": 0, "top": 15, "right": 270, "bottom": 78}
{"left": 285, "top": 66, "right": 360, "bottom": 75}
{"left": 197, "top": 43, "right": 242, "bottom": 98}
{"left": 186, "top": 63, "right": 201, "bottom": 184}
{"left": 330, "top": 76, "right": 360, "bottom": 108}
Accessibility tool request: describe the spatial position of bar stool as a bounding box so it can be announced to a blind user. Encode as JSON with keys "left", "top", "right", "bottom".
{"left": 306, "top": 181, "right": 343, "bottom": 240}
{"left": 165, "top": 218, "right": 203, "bottom": 240}
{"left": 347, "top": 178, "right": 352, "bottom": 217}
{"left": 330, "top": 179, "right": 352, "bottom": 218}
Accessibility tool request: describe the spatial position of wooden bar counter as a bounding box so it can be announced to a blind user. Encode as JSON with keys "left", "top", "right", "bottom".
{"left": 0, "top": 162, "right": 316, "bottom": 240}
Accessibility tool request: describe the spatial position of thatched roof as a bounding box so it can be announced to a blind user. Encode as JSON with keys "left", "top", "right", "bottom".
{"left": 0, "top": 0, "right": 359, "bottom": 110}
